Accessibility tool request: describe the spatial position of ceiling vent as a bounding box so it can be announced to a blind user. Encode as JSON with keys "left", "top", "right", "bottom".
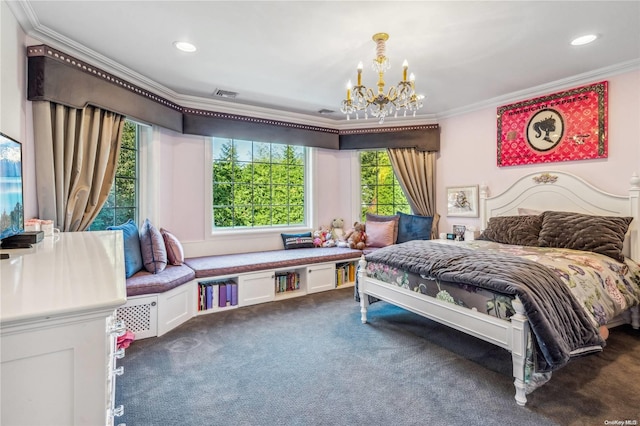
{"left": 213, "top": 88, "right": 238, "bottom": 99}
{"left": 317, "top": 109, "right": 335, "bottom": 114}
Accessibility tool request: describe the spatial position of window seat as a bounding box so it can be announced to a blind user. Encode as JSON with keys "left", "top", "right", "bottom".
{"left": 125, "top": 264, "right": 195, "bottom": 297}
{"left": 183, "top": 247, "right": 363, "bottom": 278}
{"left": 118, "top": 247, "right": 363, "bottom": 340}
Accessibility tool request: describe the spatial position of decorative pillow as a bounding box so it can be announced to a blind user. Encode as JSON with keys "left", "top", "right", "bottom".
{"left": 538, "top": 211, "right": 632, "bottom": 262}
{"left": 139, "top": 219, "right": 167, "bottom": 274}
{"left": 517, "top": 207, "right": 543, "bottom": 216}
{"left": 281, "top": 232, "right": 315, "bottom": 250}
{"left": 396, "top": 212, "right": 433, "bottom": 243}
{"left": 366, "top": 213, "right": 400, "bottom": 243}
{"left": 479, "top": 215, "right": 543, "bottom": 247}
{"left": 107, "top": 219, "right": 143, "bottom": 278}
{"left": 365, "top": 220, "right": 396, "bottom": 247}
{"left": 160, "top": 228, "right": 184, "bottom": 265}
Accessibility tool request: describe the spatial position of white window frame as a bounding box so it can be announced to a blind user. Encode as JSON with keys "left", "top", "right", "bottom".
{"left": 204, "top": 138, "right": 314, "bottom": 239}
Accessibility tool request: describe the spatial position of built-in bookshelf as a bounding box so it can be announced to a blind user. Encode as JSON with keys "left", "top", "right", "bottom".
{"left": 275, "top": 271, "right": 301, "bottom": 294}
{"left": 193, "top": 258, "right": 361, "bottom": 316}
{"left": 197, "top": 279, "right": 238, "bottom": 312}
{"left": 335, "top": 261, "right": 357, "bottom": 287}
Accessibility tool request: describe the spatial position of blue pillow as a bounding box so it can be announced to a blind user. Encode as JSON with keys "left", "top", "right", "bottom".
{"left": 281, "top": 232, "right": 315, "bottom": 249}
{"left": 108, "top": 219, "right": 143, "bottom": 278}
{"left": 396, "top": 212, "right": 433, "bottom": 243}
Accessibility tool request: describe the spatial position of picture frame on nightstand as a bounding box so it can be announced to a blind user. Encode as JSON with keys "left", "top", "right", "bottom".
{"left": 446, "top": 185, "right": 479, "bottom": 217}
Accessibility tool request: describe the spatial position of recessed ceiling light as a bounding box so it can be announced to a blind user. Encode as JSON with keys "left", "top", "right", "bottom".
{"left": 173, "top": 41, "right": 197, "bottom": 52}
{"left": 571, "top": 34, "right": 597, "bottom": 46}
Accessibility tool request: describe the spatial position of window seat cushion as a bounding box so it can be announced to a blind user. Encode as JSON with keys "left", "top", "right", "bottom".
{"left": 125, "top": 264, "right": 195, "bottom": 297}
{"left": 184, "top": 247, "right": 362, "bottom": 278}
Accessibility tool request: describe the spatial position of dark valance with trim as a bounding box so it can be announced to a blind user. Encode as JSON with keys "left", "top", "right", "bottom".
{"left": 339, "top": 125, "right": 439, "bottom": 151}
{"left": 183, "top": 110, "right": 339, "bottom": 149}
{"left": 26, "top": 44, "right": 439, "bottom": 151}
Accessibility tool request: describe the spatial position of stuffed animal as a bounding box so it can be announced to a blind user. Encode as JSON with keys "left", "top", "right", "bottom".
{"left": 322, "top": 227, "right": 336, "bottom": 247}
{"left": 330, "top": 218, "right": 349, "bottom": 248}
{"left": 346, "top": 221, "right": 366, "bottom": 250}
{"left": 313, "top": 229, "right": 325, "bottom": 247}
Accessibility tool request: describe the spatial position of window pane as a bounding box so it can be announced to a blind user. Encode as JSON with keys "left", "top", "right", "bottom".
{"left": 253, "top": 207, "right": 271, "bottom": 226}
{"left": 288, "top": 166, "right": 304, "bottom": 185}
{"left": 359, "top": 149, "right": 410, "bottom": 221}
{"left": 90, "top": 120, "right": 138, "bottom": 230}
{"left": 117, "top": 148, "right": 136, "bottom": 178}
{"left": 235, "top": 140, "right": 252, "bottom": 162}
{"left": 213, "top": 161, "right": 233, "bottom": 183}
{"left": 272, "top": 164, "right": 288, "bottom": 184}
{"left": 115, "top": 208, "right": 135, "bottom": 225}
{"left": 211, "top": 139, "right": 307, "bottom": 229}
{"left": 288, "top": 206, "right": 304, "bottom": 224}
{"left": 115, "top": 178, "right": 135, "bottom": 206}
{"left": 213, "top": 207, "right": 233, "bottom": 227}
{"left": 212, "top": 138, "right": 233, "bottom": 160}
{"left": 234, "top": 205, "right": 252, "bottom": 227}
{"left": 253, "top": 142, "right": 270, "bottom": 162}
{"left": 213, "top": 183, "right": 233, "bottom": 205}
{"left": 120, "top": 121, "right": 136, "bottom": 149}
{"left": 271, "top": 144, "right": 286, "bottom": 163}
{"left": 91, "top": 207, "right": 114, "bottom": 231}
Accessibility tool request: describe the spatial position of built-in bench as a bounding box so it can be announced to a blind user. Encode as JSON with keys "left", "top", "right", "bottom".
{"left": 184, "top": 247, "right": 363, "bottom": 278}
{"left": 116, "top": 247, "right": 363, "bottom": 339}
{"left": 125, "top": 264, "right": 195, "bottom": 297}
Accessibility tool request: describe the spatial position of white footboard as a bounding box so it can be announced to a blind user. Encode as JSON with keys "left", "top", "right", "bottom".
{"left": 357, "top": 255, "right": 529, "bottom": 406}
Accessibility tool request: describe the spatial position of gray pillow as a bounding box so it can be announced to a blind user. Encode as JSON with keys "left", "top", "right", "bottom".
{"left": 479, "top": 215, "right": 542, "bottom": 246}
{"left": 538, "top": 211, "right": 632, "bottom": 262}
{"left": 140, "top": 218, "right": 168, "bottom": 274}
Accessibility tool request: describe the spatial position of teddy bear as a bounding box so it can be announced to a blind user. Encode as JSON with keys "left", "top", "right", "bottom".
{"left": 345, "top": 221, "right": 366, "bottom": 250}
{"left": 330, "top": 218, "right": 349, "bottom": 248}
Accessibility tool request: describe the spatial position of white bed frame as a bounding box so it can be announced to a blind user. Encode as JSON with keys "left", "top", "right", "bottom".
{"left": 358, "top": 171, "right": 640, "bottom": 406}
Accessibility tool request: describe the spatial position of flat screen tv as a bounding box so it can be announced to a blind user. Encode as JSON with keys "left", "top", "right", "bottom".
{"left": 0, "top": 132, "right": 24, "bottom": 242}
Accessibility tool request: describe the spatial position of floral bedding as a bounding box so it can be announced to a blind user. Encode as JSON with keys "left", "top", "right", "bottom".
{"left": 365, "top": 240, "right": 640, "bottom": 328}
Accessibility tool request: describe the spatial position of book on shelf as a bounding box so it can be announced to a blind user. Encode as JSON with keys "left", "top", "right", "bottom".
{"left": 335, "top": 261, "right": 356, "bottom": 287}
{"left": 197, "top": 279, "right": 238, "bottom": 310}
{"left": 275, "top": 271, "right": 300, "bottom": 293}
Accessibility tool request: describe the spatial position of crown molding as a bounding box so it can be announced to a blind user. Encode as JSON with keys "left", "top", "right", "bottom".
{"left": 12, "top": 0, "right": 639, "bottom": 130}
{"left": 436, "top": 58, "right": 640, "bottom": 120}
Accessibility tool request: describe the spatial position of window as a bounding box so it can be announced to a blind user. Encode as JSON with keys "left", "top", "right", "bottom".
{"left": 360, "top": 150, "right": 411, "bottom": 220}
{"left": 90, "top": 120, "right": 139, "bottom": 230}
{"left": 212, "top": 138, "right": 306, "bottom": 229}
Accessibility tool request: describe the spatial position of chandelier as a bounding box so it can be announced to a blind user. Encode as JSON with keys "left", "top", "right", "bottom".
{"left": 340, "top": 33, "right": 424, "bottom": 124}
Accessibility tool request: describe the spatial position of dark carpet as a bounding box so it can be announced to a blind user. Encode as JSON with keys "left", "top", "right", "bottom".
{"left": 116, "top": 288, "right": 640, "bottom": 426}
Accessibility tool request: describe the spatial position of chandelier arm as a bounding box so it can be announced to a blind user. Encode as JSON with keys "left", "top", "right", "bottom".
{"left": 341, "top": 32, "right": 423, "bottom": 123}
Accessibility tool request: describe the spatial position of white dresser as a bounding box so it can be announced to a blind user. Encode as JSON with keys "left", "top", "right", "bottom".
{"left": 1, "top": 231, "right": 127, "bottom": 426}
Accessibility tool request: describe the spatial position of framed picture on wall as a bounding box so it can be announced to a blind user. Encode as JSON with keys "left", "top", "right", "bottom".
{"left": 496, "top": 81, "right": 608, "bottom": 166}
{"left": 446, "top": 185, "right": 479, "bottom": 217}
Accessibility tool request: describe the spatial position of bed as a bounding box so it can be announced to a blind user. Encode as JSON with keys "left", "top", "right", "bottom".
{"left": 356, "top": 170, "right": 640, "bottom": 406}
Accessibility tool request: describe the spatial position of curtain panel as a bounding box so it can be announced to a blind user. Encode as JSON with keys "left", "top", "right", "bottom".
{"left": 33, "top": 101, "right": 125, "bottom": 231}
{"left": 387, "top": 147, "right": 439, "bottom": 238}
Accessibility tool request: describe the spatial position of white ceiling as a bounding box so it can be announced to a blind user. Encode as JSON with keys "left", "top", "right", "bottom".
{"left": 8, "top": 1, "right": 640, "bottom": 126}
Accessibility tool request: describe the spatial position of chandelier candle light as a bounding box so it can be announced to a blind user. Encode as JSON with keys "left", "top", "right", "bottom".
{"left": 341, "top": 33, "right": 424, "bottom": 123}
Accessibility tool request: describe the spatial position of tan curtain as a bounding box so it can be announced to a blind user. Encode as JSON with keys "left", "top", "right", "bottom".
{"left": 387, "top": 147, "right": 439, "bottom": 238}
{"left": 33, "top": 101, "right": 125, "bottom": 231}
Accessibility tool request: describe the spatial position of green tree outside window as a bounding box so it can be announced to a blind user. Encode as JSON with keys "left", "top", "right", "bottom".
{"left": 360, "top": 150, "right": 410, "bottom": 220}
{"left": 90, "top": 120, "right": 138, "bottom": 230}
{"left": 212, "top": 138, "right": 305, "bottom": 229}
